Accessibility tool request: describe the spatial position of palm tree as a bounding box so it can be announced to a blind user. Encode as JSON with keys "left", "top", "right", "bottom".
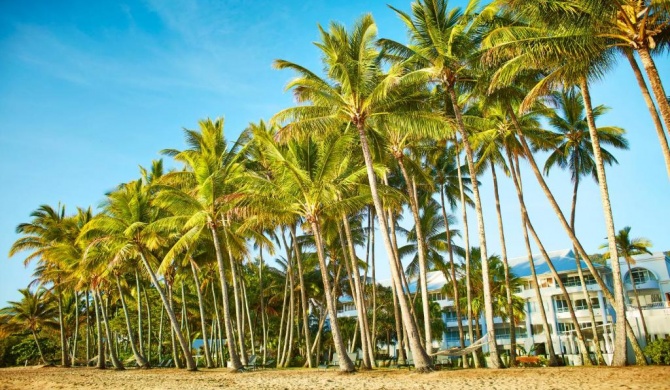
{"left": 248, "top": 128, "right": 366, "bottom": 372}
{"left": 0, "top": 288, "right": 58, "bottom": 364}
{"left": 482, "top": 1, "right": 647, "bottom": 365}
{"left": 382, "top": 0, "right": 503, "bottom": 366}
{"left": 601, "top": 226, "right": 654, "bottom": 342}
{"left": 157, "top": 118, "right": 249, "bottom": 371}
{"left": 427, "top": 144, "right": 471, "bottom": 355}
{"left": 272, "top": 15, "right": 444, "bottom": 371}
{"left": 544, "top": 86, "right": 629, "bottom": 363}
{"left": 9, "top": 204, "right": 73, "bottom": 367}
{"left": 79, "top": 180, "right": 197, "bottom": 370}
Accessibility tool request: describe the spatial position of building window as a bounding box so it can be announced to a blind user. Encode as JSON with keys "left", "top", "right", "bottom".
{"left": 574, "top": 299, "right": 588, "bottom": 311}
{"left": 625, "top": 268, "right": 656, "bottom": 286}
{"left": 561, "top": 274, "right": 597, "bottom": 287}
{"left": 429, "top": 291, "right": 446, "bottom": 301}
{"left": 338, "top": 303, "right": 355, "bottom": 313}
{"left": 555, "top": 299, "right": 569, "bottom": 313}
{"left": 443, "top": 309, "right": 458, "bottom": 321}
{"left": 558, "top": 323, "right": 575, "bottom": 333}
{"left": 591, "top": 298, "right": 600, "bottom": 308}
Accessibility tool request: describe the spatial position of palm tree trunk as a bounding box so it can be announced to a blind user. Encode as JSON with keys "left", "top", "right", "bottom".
{"left": 506, "top": 102, "right": 646, "bottom": 365}
{"left": 241, "top": 278, "right": 255, "bottom": 357}
{"left": 85, "top": 290, "right": 91, "bottom": 364}
{"left": 355, "top": 123, "right": 432, "bottom": 371}
{"left": 210, "top": 282, "right": 224, "bottom": 367}
{"left": 221, "top": 226, "right": 246, "bottom": 366}
{"left": 208, "top": 224, "right": 242, "bottom": 371}
{"left": 72, "top": 290, "right": 79, "bottom": 366}
{"left": 95, "top": 289, "right": 124, "bottom": 370}
{"left": 438, "top": 186, "right": 466, "bottom": 354}
{"left": 136, "top": 271, "right": 143, "bottom": 358}
{"left": 32, "top": 329, "right": 48, "bottom": 365}
{"left": 455, "top": 148, "right": 474, "bottom": 368}
{"left": 507, "top": 152, "right": 558, "bottom": 366}
{"left": 138, "top": 252, "right": 197, "bottom": 370}
{"left": 310, "top": 215, "right": 355, "bottom": 372}
{"left": 448, "top": 86, "right": 500, "bottom": 368}
{"left": 180, "top": 282, "right": 192, "bottom": 355}
{"left": 276, "top": 257, "right": 289, "bottom": 367}
{"left": 144, "top": 287, "right": 152, "bottom": 365}
{"left": 259, "top": 247, "right": 268, "bottom": 365}
{"left": 190, "top": 260, "right": 214, "bottom": 368}
{"left": 341, "top": 216, "right": 374, "bottom": 369}
{"left": 93, "top": 289, "right": 105, "bottom": 369}
{"left": 579, "top": 78, "right": 628, "bottom": 366}
{"left": 490, "top": 164, "right": 516, "bottom": 366}
{"left": 626, "top": 259, "right": 649, "bottom": 342}
{"left": 570, "top": 177, "right": 605, "bottom": 365}
{"left": 289, "top": 224, "right": 314, "bottom": 368}
{"left": 396, "top": 156, "right": 433, "bottom": 353}
{"left": 636, "top": 48, "right": 670, "bottom": 140}
{"left": 368, "top": 207, "right": 378, "bottom": 360}
{"left": 158, "top": 304, "right": 164, "bottom": 364}
{"left": 56, "top": 286, "right": 69, "bottom": 367}
{"left": 115, "top": 275, "right": 149, "bottom": 368}
{"left": 624, "top": 50, "right": 670, "bottom": 179}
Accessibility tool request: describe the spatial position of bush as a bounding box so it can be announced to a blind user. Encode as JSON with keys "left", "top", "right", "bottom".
{"left": 645, "top": 338, "right": 670, "bottom": 365}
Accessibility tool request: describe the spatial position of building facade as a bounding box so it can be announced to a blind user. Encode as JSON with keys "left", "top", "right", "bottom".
{"left": 338, "top": 249, "right": 670, "bottom": 365}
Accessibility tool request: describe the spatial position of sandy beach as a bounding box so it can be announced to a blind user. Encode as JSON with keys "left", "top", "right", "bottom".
{"left": 0, "top": 365, "right": 668, "bottom": 390}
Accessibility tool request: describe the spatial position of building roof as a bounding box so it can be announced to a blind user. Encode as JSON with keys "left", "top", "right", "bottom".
{"left": 509, "top": 249, "right": 604, "bottom": 278}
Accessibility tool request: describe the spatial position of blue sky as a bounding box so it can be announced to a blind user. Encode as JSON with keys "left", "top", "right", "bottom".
{"left": 1, "top": 1, "right": 668, "bottom": 307}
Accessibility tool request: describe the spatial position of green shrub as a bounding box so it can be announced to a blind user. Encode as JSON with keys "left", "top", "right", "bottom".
{"left": 644, "top": 338, "right": 670, "bottom": 365}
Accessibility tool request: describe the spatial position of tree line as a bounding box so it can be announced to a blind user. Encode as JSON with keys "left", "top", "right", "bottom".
{"left": 2, "top": 0, "right": 668, "bottom": 372}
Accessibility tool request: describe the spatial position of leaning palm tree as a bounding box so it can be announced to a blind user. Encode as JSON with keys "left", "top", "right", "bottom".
{"left": 247, "top": 128, "right": 366, "bottom": 372}
{"left": 156, "top": 118, "right": 249, "bottom": 371}
{"left": 544, "top": 86, "right": 628, "bottom": 363}
{"left": 482, "top": 1, "right": 645, "bottom": 365}
{"left": 382, "top": 0, "right": 503, "bottom": 366}
{"left": 9, "top": 204, "right": 74, "bottom": 367}
{"left": 272, "top": 15, "right": 445, "bottom": 371}
{"left": 0, "top": 288, "right": 58, "bottom": 364}
{"left": 601, "top": 226, "right": 654, "bottom": 342}
{"left": 79, "top": 180, "right": 197, "bottom": 370}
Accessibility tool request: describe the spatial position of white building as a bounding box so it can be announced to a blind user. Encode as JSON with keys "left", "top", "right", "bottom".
{"left": 338, "top": 249, "right": 670, "bottom": 365}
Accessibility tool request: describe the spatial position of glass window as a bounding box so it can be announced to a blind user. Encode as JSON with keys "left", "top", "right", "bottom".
{"left": 555, "top": 299, "right": 569, "bottom": 312}
{"left": 591, "top": 298, "right": 600, "bottom": 308}
{"left": 574, "top": 299, "right": 588, "bottom": 310}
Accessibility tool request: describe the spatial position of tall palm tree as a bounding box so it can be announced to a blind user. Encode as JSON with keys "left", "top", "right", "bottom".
{"left": 157, "top": 118, "right": 249, "bottom": 371}
{"left": 0, "top": 288, "right": 58, "bottom": 364}
{"left": 248, "top": 128, "right": 368, "bottom": 372}
{"left": 427, "top": 144, "right": 471, "bottom": 354}
{"left": 544, "top": 86, "right": 628, "bottom": 363}
{"left": 9, "top": 204, "right": 73, "bottom": 367}
{"left": 601, "top": 226, "right": 654, "bottom": 342}
{"left": 272, "top": 15, "right": 444, "bottom": 371}
{"left": 482, "top": 1, "right": 646, "bottom": 365}
{"left": 79, "top": 180, "right": 197, "bottom": 370}
{"left": 382, "top": 0, "right": 503, "bottom": 366}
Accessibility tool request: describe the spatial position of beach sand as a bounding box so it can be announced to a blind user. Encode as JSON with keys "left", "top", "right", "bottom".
{"left": 0, "top": 365, "right": 668, "bottom": 390}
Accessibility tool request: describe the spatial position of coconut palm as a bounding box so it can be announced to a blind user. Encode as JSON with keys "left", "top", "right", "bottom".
{"left": 482, "top": 1, "right": 647, "bottom": 365}
{"left": 9, "top": 204, "right": 75, "bottom": 367}
{"left": 156, "top": 118, "right": 249, "bottom": 371}
{"left": 0, "top": 288, "right": 58, "bottom": 364}
{"left": 382, "top": 0, "right": 503, "bottom": 366}
{"left": 79, "top": 180, "right": 197, "bottom": 370}
{"left": 248, "top": 128, "right": 368, "bottom": 372}
{"left": 544, "top": 86, "right": 629, "bottom": 363}
{"left": 427, "top": 144, "right": 472, "bottom": 353}
{"left": 601, "top": 227, "right": 654, "bottom": 342}
{"left": 272, "top": 15, "right": 445, "bottom": 370}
